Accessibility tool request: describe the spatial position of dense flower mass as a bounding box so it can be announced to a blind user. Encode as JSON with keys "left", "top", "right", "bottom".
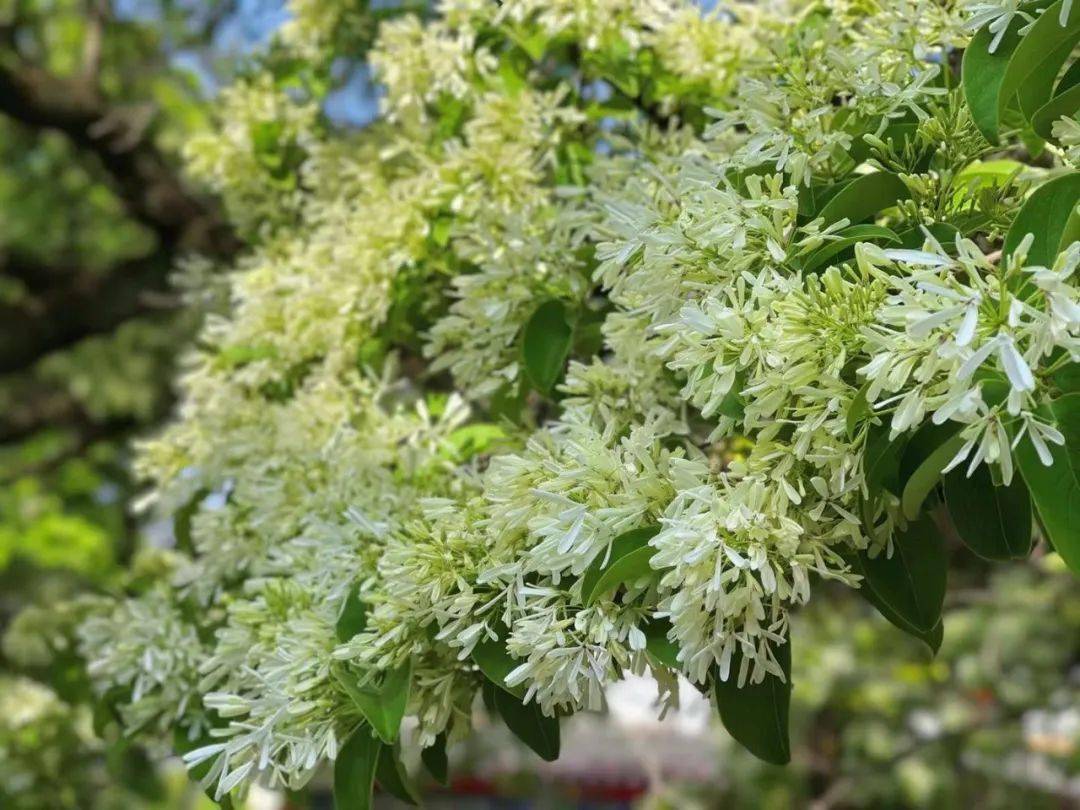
{"left": 79, "top": 0, "right": 1080, "bottom": 803}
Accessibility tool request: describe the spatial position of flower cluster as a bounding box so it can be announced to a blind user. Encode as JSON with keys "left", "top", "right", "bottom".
{"left": 80, "top": 0, "right": 1080, "bottom": 800}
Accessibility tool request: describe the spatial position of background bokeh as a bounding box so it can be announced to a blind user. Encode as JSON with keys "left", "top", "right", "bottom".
{"left": 0, "top": 2, "right": 1076, "bottom": 808}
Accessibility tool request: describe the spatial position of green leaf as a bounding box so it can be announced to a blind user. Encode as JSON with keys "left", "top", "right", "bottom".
{"left": 846, "top": 383, "right": 873, "bottom": 440}
{"left": 1014, "top": 393, "right": 1080, "bottom": 574}
{"left": 996, "top": 2, "right": 1080, "bottom": 129}
{"left": 173, "top": 489, "right": 208, "bottom": 553}
{"left": 851, "top": 513, "right": 948, "bottom": 636}
{"left": 375, "top": 744, "right": 418, "bottom": 805}
{"left": 712, "top": 635, "right": 792, "bottom": 765}
{"left": 1004, "top": 172, "right": 1080, "bottom": 267}
{"left": 521, "top": 299, "right": 573, "bottom": 394}
{"left": 335, "top": 662, "right": 412, "bottom": 744}
{"left": 716, "top": 388, "right": 745, "bottom": 421}
{"left": 963, "top": 8, "right": 1029, "bottom": 143}
{"left": 943, "top": 464, "right": 1032, "bottom": 561}
{"left": 1053, "top": 357, "right": 1080, "bottom": 394}
{"left": 336, "top": 584, "right": 368, "bottom": 643}
{"left": 421, "top": 734, "right": 449, "bottom": 787}
{"left": 580, "top": 525, "right": 661, "bottom": 606}
{"left": 480, "top": 679, "right": 498, "bottom": 714}
{"left": 643, "top": 617, "right": 680, "bottom": 668}
{"left": 815, "top": 172, "right": 911, "bottom": 228}
{"left": 864, "top": 422, "right": 906, "bottom": 496}
{"left": 918, "top": 619, "right": 945, "bottom": 656}
{"left": 1032, "top": 82, "right": 1080, "bottom": 140}
{"left": 334, "top": 727, "right": 380, "bottom": 810}
{"left": 901, "top": 428, "right": 966, "bottom": 520}
{"left": 490, "top": 686, "right": 560, "bottom": 761}
{"left": 431, "top": 215, "right": 453, "bottom": 247}
{"left": 442, "top": 423, "right": 509, "bottom": 462}
{"left": 471, "top": 632, "right": 526, "bottom": 699}
{"left": 801, "top": 224, "right": 900, "bottom": 274}
{"left": 956, "top": 159, "right": 1026, "bottom": 188}
{"left": 1057, "top": 54, "right": 1080, "bottom": 95}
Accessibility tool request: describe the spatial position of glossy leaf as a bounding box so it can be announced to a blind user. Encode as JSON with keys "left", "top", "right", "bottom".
{"left": 521, "top": 299, "right": 573, "bottom": 394}
{"left": 1014, "top": 393, "right": 1080, "bottom": 574}
{"left": 644, "top": 617, "right": 680, "bottom": 668}
{"left": 712, "top": 635, "right": 792, "bottom": 765}
{"left": 471, "top": 632, "right": 526, "bottom": 698}
{"left": 815, "top": 172, "right": 911, "bottom": 228}
{"left": 962, "top": 7, "right": 1028, "bottom": 143}
{"left": 335, "top": 662, "right": 412, "bottom": 744}
{"left": 334, "top": 727, "right": 380, "bottom": 810}
{"left": 901, "top": 429, "right": 966, "bottom": 520}
{"left": 801, "top": 224, "right": 900, "bottom": 274}
{"left": 421, "top": 734, "right": 449, "bottom": 787}
{"left": 1004, "top": 172, "right": 1080, "bottom": 267}
{"left": 1033, "top": 82, "right": 1080, "bottom": 140}
{"left": 864, "top": 422, "right": 906, "bottom": 496}
{"left": 996, "top": 1, "right": 1080, "bottom": 128}
{"left": 944, "top": 464, "right": 1032, "bottom": 561}
{"left": 375, "top": 744, "right": 418, "bottom": 805}
{"left": 580, "top": 525, "right": 661, "bottom": 605}
{"left": 491, "top": 687, "right": 560, "bottom": 761}
{"left": 851, "top": 513, "right": 947, "bottom": 635}
{"left": 336, "top": 584, "right": 368, "bottom": 643}
{"left": 846, "top": 383, "right": 872, "bottom": 440}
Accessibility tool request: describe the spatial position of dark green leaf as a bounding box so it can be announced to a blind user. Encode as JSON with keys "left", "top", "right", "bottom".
{"left": 336, "top": 584, "right": 368, "bottom": 643}
{"left": 421, "top": 734, "right": 449, "bottom": 787}
{"left": 480, "top": 679, "right": 498, "bottom": 714}
{"left": 712, "top": 635, "right": 791, "bottom": 765}
{"left": 864, "top": 422, "right": 906, "bottom": 496}
{"left": 901, "top": 428, "right": 966, "bottom": 520}
{"left": 173, "top": 489, "right": 208, "bottom": 553}
{"left": 335, "top": 662, "right": 412, "bottom": 744}
{"left": 580, "top": 525, "right": 661, "bottom": 606}
{"left": 490, "top": 686, "right": 560, "bottom": 761}
{"left": 1053, "top": 358, "right": 1080, "bottom": 394}
{"left": 944, "top": 464, "right": 1032, "bottom": 561}
{"left": 521, "top": 299, "right": 573, "bottom": 394}
{"left": 801, "top": 225, "right": 900, "bottom": 274}
{"left": 996, "top": 1, "right": 1080, "bottom": 129}
{"left": 815, "top": 172, "right": 911, "bottom": 228}
{"left": 1014, "top": 393, "right": 1080, "bottom": 574}
{"left": 963, "top": 8, "right": 1029, "bottom": 143}
{"left": 334, "top": 727, "right": 380, "bottom": 810}
{"left": 717, "top": 388, "right": 745, "bottom": 421}
{"left": 1004, "top": 172, "right": 1080, "bottom": 267}
{"left": 375, "top": 744, "right": 418, "bottom": 805}
{"left": 1057, "top": 53, "right": 1080, "bottom": 95}
{"left": 471, "top": 632, "right": 526, "bottom": 698}
{"left": 1033, "top": 82, "right": 1080, "bottom": 140}
{"left": 846, "top": 383, "right": 873, "bottom": 440}
{"left": 851, "top": 513, "right": 948, "bottom": 635}
{"left": 644, "top": 617, "right": 680, "bottom": 668}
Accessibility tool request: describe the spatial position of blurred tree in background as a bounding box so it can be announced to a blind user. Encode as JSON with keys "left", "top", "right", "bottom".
{"left": 0, "top": 2, "right": 243, "bottom": 805}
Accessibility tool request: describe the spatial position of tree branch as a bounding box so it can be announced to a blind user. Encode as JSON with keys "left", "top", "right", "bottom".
{"left": 0, "top": 251, "right": 175, "bottom": 375}
{"left": 0, "top": 48, "right": 236, "bottom": 258}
